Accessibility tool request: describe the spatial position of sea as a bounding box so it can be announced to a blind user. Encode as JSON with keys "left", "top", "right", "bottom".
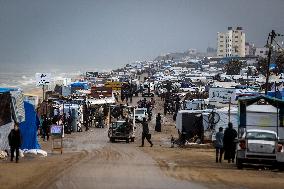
{"left": 0, "top": 71, "right": 83, "bottom": 92}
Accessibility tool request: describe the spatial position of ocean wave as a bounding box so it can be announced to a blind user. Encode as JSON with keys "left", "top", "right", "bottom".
{"left": 0, "top": 72, "right": 81, "bottom": 91}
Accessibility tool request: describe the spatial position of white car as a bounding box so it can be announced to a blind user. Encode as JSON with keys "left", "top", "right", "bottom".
{"left": 236, "top": 129, "right": 283, "bottom": 169}
{"left": 134, "top": 108, "right": 148, "bottom": 123}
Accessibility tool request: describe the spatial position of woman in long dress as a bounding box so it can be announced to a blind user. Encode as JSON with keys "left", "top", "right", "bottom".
{"left": 155, "top": 113, "right": 162, "bottom": 132}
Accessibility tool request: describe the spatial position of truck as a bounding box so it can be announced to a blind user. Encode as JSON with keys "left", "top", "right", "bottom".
{"left": 236, "top": 95, "right": 284, "bottom": 170}
{"left": 108, "top": 105, "right": 136, "bottom": 143}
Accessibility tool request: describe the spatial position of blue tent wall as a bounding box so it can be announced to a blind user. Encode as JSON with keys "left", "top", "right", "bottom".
{"left": 19, "top": 101, "right": 41, "bottom": 149}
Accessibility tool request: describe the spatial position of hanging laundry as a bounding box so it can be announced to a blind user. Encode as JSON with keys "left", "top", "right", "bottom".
{"left": 10, "top": 90, "right": 25, "bottom": 123}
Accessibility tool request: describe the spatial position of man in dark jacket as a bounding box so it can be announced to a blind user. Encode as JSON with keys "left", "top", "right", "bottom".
{"left": 140, "top": 118, "right": 153, "bottom": 147}
{"left": 223, "top": 122, "right": 238, "bottom": 163}
{"left": 8, "top": 123, "right": 22, "bottom": 163}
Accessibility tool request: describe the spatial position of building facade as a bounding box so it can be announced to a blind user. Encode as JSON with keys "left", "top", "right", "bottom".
{"left": 255, "top": 47, "right": 268, "bottom": 58}
{"left": 245, "top": 42, "right": 255, "bottom": 56}
{"left": 217, "top": 27, "right": 246, "bottom": 58}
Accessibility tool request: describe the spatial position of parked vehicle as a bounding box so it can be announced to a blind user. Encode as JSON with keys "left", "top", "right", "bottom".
{"left": 236, "top": 95, "right": 284, "bottom": 170}
{"left": 134, "top": 108, "right": 148, "bottom": 123}
{"left": 142, "top": 92, "right": 154, "bottom": 97}
{"left": 236, "top": 129, "right": 282, "bottom": 169}
{"left": 108, "top": 120, "right": 135, "bottom": 143}
{"left": 108, "top": 105, "right": 136, "bottom": 143}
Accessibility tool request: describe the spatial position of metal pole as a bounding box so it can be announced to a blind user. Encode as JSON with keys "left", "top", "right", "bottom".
{"left": 228, "top": 97, "right": 231, "bottom": 123}
{"left": 265, "top": 30, "right": 276, "bottom": 95}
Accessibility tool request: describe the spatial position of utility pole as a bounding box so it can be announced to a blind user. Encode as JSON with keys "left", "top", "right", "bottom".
{"left": 265, "top": 30, "right": 277, "bottom": 95}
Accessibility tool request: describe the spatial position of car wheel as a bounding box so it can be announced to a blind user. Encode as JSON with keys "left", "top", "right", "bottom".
{"left": 131, "top": 137, "right": 135, "bottom": 142}
{"left": 110, "top": 138, "right": 115, "bottom": 143}
{"left": 126, "top": 138, "right": 130, "bottom": 143}
{"left": 236, "top": 158, "right": 243, "bottom": 169}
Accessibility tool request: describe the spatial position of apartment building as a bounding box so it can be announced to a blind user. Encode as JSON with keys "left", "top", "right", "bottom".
{"left": 217, "top": 27, "right": 246, "bottom": 58}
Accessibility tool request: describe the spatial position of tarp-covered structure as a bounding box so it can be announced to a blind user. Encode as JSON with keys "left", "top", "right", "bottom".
{"left": 176, "top": 110, "right": 204, "bottom": 142}
{"left": 0, "top": 92, "right": 13, "bottom": 150}
{"left": 0, "top": 88, "right": 26, "bottom": 150}
{"left": 19, "top": 101, "right": 41, "bottom": 149}
{"left": 71, "top": 82, "right": 89, "bottom": 93}
{"left": 87, "top": 97, "right": 116, "bottom": 105}
{"left": 238, "top": 95, "right": 284, "bottom": 139}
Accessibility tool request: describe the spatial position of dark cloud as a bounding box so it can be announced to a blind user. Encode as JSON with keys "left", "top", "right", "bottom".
{"left": 0, "top": 0, "right": 283, "bottom": 72}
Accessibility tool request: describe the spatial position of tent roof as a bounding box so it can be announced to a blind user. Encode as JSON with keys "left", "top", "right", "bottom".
{"left": 87, "top": 97, "right": 115, "bottom": 105}
{"left": 239, "top": 95, "right": 284, "bottom": 107}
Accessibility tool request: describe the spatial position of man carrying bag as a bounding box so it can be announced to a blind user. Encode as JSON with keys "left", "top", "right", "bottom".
{"left": 140, "top": 118, "right": 153, "bottom": 147}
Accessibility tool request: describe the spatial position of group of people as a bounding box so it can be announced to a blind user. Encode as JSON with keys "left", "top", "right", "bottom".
{"left": 137, "top": 97, "right": 155, "bottom": 120}
{"left": 214, "top": 122, "right": 238, "bottom": 163}
{"left": 163, "top": 93, "right": 181, "bottom": 116}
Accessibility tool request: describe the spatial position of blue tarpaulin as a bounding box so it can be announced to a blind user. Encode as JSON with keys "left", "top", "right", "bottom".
{"left": 70, "top": 82, "right": 89, "bottom": 89}
{"left": 0, "top": 87, "right": 18, "bottom": 93}
{"left": 19, "top": 101, "right": 41, "bottom": 149}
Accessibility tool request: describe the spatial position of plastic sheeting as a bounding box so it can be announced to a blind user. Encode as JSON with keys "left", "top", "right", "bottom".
{"left": 19, "top": 102, "right": 41, "bottom": 150}
{"left": 0, "top": 122, "right": 13, "bottom": 150}
{"left": 11, "top": 90, "right": 25, "bottom": 123}
{"left": 0, "top": 92, "right": 12, "bottom": 126}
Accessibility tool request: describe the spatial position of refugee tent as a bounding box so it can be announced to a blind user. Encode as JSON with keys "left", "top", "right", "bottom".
{"left": 176, "top": 110, "right": 204, "bottom": 142}
{"left": 19, "top": 101, "right": 41, "bottom": 150}
{"left": 87, "top": 97, "right": 116, "bottom": 105}
{"left": 0, "top": 88, "right": 26, "bottom": 150}
{"left": 239, "top": 95, "right": 284, "bottom": 139}
{"left": 71, "top": 82, "right": 89, "bottom": 93}
{"left": 55, "top": 103, "right": 84, "bottom": 132}
{"left": 0, "top": 91, "right": 13, "bottom": 150}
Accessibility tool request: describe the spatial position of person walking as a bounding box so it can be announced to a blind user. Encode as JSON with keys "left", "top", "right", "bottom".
{"left": 223, "top": 122, "right": 238, "bottom": 163}
{"left": 155, "top": 113, "right": 162, "bottom": 132}
{"left": 8, "top": 123, "right": 22, "bottom": 163}
{"left": 140, "top": 118, "right": 153, "bottom": 147}
{"left": 42, "top": 115, "right": 50, "bottom": 141}
{"left": 215, "top": 127, "right": 224, "bottom": 163}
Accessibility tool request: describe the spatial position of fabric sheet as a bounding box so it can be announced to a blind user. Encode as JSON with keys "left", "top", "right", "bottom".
{"left": 10, "top": 91, "right": 25, "bottom": 123}
{"left": 0, "top": 92, "right": 12, "bottom": 127}
{"left": 19, "top": 102, "right": 41, "bottom": 150}
{"left": 0, "top": 122, "right": 13, "bottom": 150}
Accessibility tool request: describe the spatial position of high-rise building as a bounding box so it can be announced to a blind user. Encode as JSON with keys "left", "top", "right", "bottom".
{"left": 217, "top": 27, "right": 246, "bottom": 58}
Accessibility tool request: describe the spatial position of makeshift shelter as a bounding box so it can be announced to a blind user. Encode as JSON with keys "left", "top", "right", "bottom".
{"left": 0, "top": 87, "right": 26, "bottom": 150}
{"left": 87, "top": 97, "right": 116, "bottom": 105}
{"left": 71, "top": 82, "right": 89, "bottom": 93}
{"left": 0, "top": 91, "right": 13, "bottom": 150}
{"left": 19, "top": 101, "right": 41, "bottom": 150}
{"left": 176, "top": 110, "right": 204, "bottom": 142}
{"left": 58, "top": 103, "right": 83, "bottom": 132}
{"left": 238, "top": 95, "right": 284, "bottom": 139}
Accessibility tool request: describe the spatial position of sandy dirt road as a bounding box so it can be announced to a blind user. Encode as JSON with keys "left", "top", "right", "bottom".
{"left": 47, "top": 127, "right": 207, "bottom": 189}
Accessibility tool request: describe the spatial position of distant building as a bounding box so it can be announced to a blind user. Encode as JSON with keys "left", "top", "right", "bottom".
{"left": 255, "top": 47, "right": 268, "bottom": 58}
{"left": 206, "top": 47, "right": 217, "bottom": 57}
{"left": 217, "top": 27, "right": 246, "bottom": 58}
{"left": 187, "top": 49, "right": 197, "bottom": 55}
{"left": 245, "top": 42, "right": 255, "bottom": 56}
{"left": 207, "top": 47, "right": 217, "bottom": 53}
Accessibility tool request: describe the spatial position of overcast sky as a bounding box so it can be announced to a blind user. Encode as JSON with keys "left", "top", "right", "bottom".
{"left": 0, "top": 0, "right": 284, "bottom": 73}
